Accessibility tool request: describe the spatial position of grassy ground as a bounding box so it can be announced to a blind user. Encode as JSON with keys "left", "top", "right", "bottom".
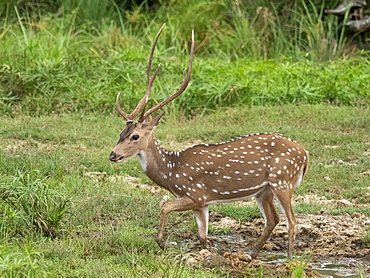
{"left": 1, "top": 104, "right": 369, "bottom": 277}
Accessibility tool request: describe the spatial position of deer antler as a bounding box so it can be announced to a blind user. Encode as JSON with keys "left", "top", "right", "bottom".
{"left": 139, "top": 29, "right": 195, "bottom": 122}
{"left": 115, "top": 24, "right": 195, "bottom": 123}
{"left": 116, "top": 23, "right": 166, "bottom": 122}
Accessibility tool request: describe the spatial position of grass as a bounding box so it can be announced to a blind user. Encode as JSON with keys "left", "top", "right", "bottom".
{"left": 0, "top": 104, "right": 369, "bottom": 277}
{"left": 0, "top": 240, "right": 50, "bottom": 278}
{"left": 0, "top": 170, "right": 69, "bottom": 238}
{"left": 0, "top": 1, "right": 369, "bottom": 116}
{"left": 288, "top": 252, "right": 313, "bottom": 278}
{"left": 363, "top": 228, "right": 370, "bottom": 247}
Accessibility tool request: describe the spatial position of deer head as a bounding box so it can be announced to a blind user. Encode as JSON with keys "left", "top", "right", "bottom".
{"left": 109, "top": 24, "right": 194, "bottom": 163}
{"left": 109, "top": 114, "right": 164, "bottom": 162}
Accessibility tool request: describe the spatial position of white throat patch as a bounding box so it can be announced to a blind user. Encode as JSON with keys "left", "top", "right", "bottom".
{"left": 137, "top": 151, "right": 148, "bottom": 172}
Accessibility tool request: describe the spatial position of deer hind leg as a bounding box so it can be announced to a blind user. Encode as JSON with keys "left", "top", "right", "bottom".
{"left": 156, "top": 197, "right": 199, "bottom": 249}
{"left": 193, "top": 206, "right": 209, "bottom": 249}
{"left": 274, "top": 189, "right": 296, "bottom": 259}
{"left": 251, "top": 187, "right": 280, "bottom": 259}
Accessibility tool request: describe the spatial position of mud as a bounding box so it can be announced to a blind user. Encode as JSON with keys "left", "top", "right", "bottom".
{"left": 169, "top": 205, "right": 370, "bottom": 277}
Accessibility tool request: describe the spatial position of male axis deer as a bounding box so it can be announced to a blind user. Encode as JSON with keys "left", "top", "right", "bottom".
{"left": 109, "top": 24, "right": 309, "bottom": 259}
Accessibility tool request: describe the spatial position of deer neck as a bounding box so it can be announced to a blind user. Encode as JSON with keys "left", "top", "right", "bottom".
{"left": 137, "top": 135, "right": 179, "bottom": 192}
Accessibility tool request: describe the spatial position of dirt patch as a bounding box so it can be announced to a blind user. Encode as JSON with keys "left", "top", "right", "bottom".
{"left": 169, "top": 208, "right": 370, "bottom": 277}
{"left": 184, "top": 248, "right": 322, "bottom": 277}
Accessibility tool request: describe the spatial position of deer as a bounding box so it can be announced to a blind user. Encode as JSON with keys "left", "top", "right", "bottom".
{"left": 109, "top": 24, "right": 309, "bottom": 259}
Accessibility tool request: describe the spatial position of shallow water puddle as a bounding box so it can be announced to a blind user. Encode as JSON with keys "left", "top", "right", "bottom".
{"left": 260, "top": 253, "right": 370, "bottom": 278}
{"left": 313, "top": 259, "right": 370, "bottom": 278}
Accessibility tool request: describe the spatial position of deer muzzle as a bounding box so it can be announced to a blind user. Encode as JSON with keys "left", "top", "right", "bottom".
{"left": 109, "top": 151, "right": 124, "bottom": 162}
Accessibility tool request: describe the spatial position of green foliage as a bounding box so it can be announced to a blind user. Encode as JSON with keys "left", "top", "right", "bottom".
{"left": 0, "top": 0, "right": 369, "bottom": 115}
{"left": 363, "top": 229, "right": 370, "bottom": 247}
{"left": 293, "top": 202, "right": 325, "bottom": 214}
{"left": 332, "top": 207, "right": 370, "bottom": 216}
{"left": 208, "top": 0, "right": 350, "bottom": 61}
{"left": 288, "top": 252, "right": 313, "bottom": 278}
{"left": 0, "top": 240, "right": 50, "bottom": 278}
{"left": 0, "top": 170, "right": 70, "bottom": 238}
{"left": 211, "top": 203, "right": 261, "bottom": 223}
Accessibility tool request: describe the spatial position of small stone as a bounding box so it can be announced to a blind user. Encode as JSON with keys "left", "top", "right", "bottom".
{"left": 236, "top": 251, "right": 252, "bottom": 262}
{"left": 324, "top": 145, "right": 340, "bottom": 149}
{"left": 351, "top": 212, "right": 361, "bottom": 219}
{"left": 335, "top": 199, "right": 353, "bottom": 208}
{"left": 199, "top": 249, "right": 212, "bottom": 259}
{"left": 361, "top": 170, "right": 370, "bottom": 175}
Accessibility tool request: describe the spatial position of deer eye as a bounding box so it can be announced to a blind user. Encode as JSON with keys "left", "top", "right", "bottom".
{"left": 132, "top": 135, "right": 140, "bottom": 141}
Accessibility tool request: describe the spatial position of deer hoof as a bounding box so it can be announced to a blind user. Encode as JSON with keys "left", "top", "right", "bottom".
{"left": 250, "top": 250, "right": 258, "bottom": 260}
{"left": 155, "top": 236, "right": 165, "bottom": 249}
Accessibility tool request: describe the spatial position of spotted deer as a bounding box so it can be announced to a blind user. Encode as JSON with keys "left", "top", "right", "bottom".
{"left": 109, "top": 24, "right": 309, "bottom": 259}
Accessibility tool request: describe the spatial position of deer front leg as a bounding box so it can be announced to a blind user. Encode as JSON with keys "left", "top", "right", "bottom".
{"left": 193, "top": 206, "right": 209, "bottom": 249}
{"left": 156, "top": 197, "right": 199, "bottom": 249}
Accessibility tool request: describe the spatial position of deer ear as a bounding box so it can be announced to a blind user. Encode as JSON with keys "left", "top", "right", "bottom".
{"left": 145, "top": 113, "right": 165, "bottom": 129}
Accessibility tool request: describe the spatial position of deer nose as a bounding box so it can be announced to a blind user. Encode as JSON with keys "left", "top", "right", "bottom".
{"left": 109, "top": 151, "right": 117, "bottom": 161}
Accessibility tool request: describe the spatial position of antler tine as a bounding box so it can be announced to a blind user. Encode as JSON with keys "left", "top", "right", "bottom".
{"left": 137, "top": 64, "right": 161, "bottom": 122}
{"left": 147, "top": 24, "right": 166, "bottom": 85}
{"left": 141, "top": 29, "right": 195, "bottom": 121}
{"left": 115, "top": 92, "right": 133, "bottom": 121}
{"left": 115, "top": 24, "right": 165, "bottom": 122}
{"left": 133, "top": 23, "right": 165, "bottom": 122}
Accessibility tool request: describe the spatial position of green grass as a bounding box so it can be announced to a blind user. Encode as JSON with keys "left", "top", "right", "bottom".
{"left": 288, "top": 252, "right": 313, "bottom": 278}
{"left": 213, "top": 204, "right": 261, "bottom": 222}
{"left": 363, "top": 228, "right": 370, "bottom": 247}
{"left": 0, "top": 240, "right": 50, "bottom": 278}
{"left": 0, "top": 170, "right": 69, "bottom": 238}
{"left": 0, "top": 105, "right": 369, "bottom": 277}
{"left": 0, "top": 0, "right": 369, "bottom": 116}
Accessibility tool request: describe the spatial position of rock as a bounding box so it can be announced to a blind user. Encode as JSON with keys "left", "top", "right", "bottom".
{"left": 199, "top": 249, "right": 212, "bottom": 259}
{"left": 335, "top": 199, "right": 353, "bottom": 208}
{"left": 223, "top": 251, "right": 252, "bottom": 268}
{"left": 324, "top": 145, "right": 340, "bottom": 149}
{"left": 361, "top": 169, "right": 370, "bottom": 175}
{"left": 351, "top": 212, "right": 361, "bottom": 219}
{"left": 219, "top": 217, "right": 239, "bottom": 228}
{"left": 235, "top": 251, "right": 252, "bottom": 262}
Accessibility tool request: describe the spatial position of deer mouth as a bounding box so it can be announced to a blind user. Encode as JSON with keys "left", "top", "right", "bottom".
{"left": 109, "top": 152, "right": 124, "bottom": 162}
